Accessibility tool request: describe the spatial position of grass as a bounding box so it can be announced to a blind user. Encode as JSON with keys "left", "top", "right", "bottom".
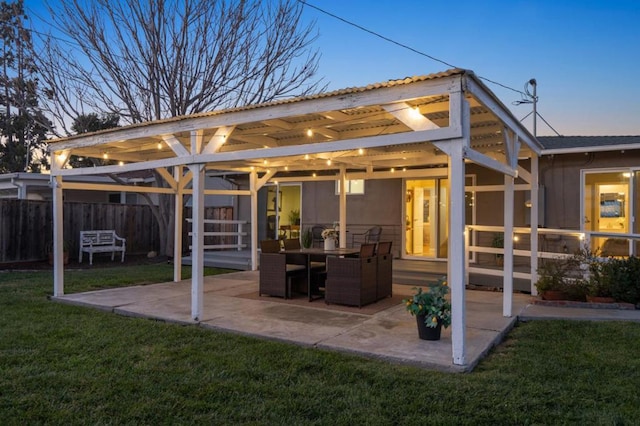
{"left": 1, "top": 265, "right": 640, "bottom": 424}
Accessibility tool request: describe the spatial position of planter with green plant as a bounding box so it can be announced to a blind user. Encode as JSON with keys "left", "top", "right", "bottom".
{"left": 535, "top": 253, "right": 589, "bottom": 301}
{"left": 491, "top": 232, "right": 504, "bottom": 266}
{"left": 301, "top": 228, "right": 312, "bottom": 248}
{"left": 47, "top": 240, "right": 70, "bottom": 265}
{"left": 403, "top": 277, "right": 451, "bottom": 340}
{"left": 288, "top": 209, "right": 300, "bottom": 226}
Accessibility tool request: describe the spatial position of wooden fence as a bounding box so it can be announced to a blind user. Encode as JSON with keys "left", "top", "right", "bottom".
{"left": 0, "top": 199, "right": 233, "bottom": 264}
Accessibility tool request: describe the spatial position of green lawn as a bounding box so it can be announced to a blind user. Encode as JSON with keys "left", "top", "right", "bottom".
{"left": 1, "top": 265, "right": 640, "bottom": 424}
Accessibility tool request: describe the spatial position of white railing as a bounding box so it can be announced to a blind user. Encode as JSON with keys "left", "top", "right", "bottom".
{"left": 465, "top": 225, "right": 640, "bottom": 283}
{"left": 186, "top": 219, "right": 248, "bottom": 251}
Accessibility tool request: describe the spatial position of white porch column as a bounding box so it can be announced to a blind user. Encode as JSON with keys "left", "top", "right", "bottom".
{"left": 52, "top": 175, "right": 64, "bottom": 297}
{"left": 339, "top": 167, "right": 347, "bottom": 248}
{"left": 174, "top": 166, "right": 183, "bottom": 282}
{"left": 250, "top": 171, "right": 258, "bottom": 271}
{"left": 530, "top": 155, "right": 539, "bottom": 295}
{"left": 503, "top": 175, "right": 515, "bottom": 317}
{"left": 448, "top": 140, "right": 466, "bottom": 366}
{"left": 189, "top": 164, "right": 205, "bottom": 321}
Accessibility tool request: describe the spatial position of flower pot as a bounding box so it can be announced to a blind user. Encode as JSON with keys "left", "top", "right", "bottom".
{"left": 48, "top": 251, "right": 69, "bottom": 265}
{"left": 541, "top": 290, "right": 567, "bottom": 301}
{"left": 416, "top": 314, "right": 442, "bottom": 341}
{"left": 323, "top": 238, "right": 335, "bottom": 251}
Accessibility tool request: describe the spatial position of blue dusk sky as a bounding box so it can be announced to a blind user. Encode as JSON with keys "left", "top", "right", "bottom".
{"left": 301, "top": 0, "right": 640, "bottom": 136}
{"left": 25, "top": 0, "right": 640, "bottom": 137}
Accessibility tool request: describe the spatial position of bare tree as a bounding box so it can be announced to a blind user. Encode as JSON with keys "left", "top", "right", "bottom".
{"left": 35, "top": 0, "right": 324, "bottom": 256}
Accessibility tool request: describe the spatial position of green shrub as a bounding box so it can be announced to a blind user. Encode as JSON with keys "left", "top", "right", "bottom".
{"left": 601, "top": 256, "right": 640, "bottom": 305}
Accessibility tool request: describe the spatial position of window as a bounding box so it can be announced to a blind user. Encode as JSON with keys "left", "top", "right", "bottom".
{"left": 335, "top": 179, "right": 365, "bottom": 195}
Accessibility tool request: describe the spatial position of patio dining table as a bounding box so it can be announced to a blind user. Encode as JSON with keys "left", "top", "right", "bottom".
{"left": 282, "top": 247, "right": 360, "bottom": 301}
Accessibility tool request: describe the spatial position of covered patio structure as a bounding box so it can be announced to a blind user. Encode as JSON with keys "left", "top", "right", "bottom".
{"left": 48, "top": 68, "right": 542, "bottom": 367}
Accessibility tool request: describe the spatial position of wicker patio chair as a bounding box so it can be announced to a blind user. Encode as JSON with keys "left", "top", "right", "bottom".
{"left": 350, "top": 225, "right": 382, "bottom": 248}
{"left": 311, "top": 225, "right": 326, "bottom": 248}
{"left": 375, "top": 241, "right": 393, "bottom": 300}
{"left": 325, "top": 243, "right": 377, "bottom": 307}
{"left": 282, "top": 238, "right": 326, "bottom": 296}
{"left": 259, "top": 239, "right": 304, "bottom": 299}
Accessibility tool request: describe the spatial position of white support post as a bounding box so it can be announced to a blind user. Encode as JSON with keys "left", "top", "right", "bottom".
{"left": 189, "top": 164, "right": 205, "bottom": 321}
{"left": 503, "top": 175, "right": 515, "bottom": 317}
{"left": 237, "top": 223, "right": 243, "bottom": 251}
{"left": 530, "top": 155, "right": 539, "bottom": 295}
{"left": 250, "top": 171, "right": 258, "bottom": 271}
{"left": 464, "top": 226, "right": 470, "bottom": 286}
{"left": 52, "top": 175, "right": 64, "bottom": 297}
{"left": 448, "top": 139, "right": 466, "bottom": 366}
{"left": 174, "top": 166, "right": 183, "bottom": 282}
{"left": 339, "top": 167, "right": 347, "bottom": 248}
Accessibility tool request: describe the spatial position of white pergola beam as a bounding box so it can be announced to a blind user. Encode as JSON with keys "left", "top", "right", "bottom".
{"left": 202, "top": 126, "right": 235, "bottom": 155}
{"left": 463, "top": 147, "right": 517, "bottom": 177}
{"left": 51, "top": 127, "right": 460, "bottom": 178}
{"left": 155, "top": 167, "right": 177, "bottom": 190}
{"left": 161, "top": 134, "right": 191, "bottom": 157}
{"left": 61, "top": 182, "right": 175, "bottom": 194}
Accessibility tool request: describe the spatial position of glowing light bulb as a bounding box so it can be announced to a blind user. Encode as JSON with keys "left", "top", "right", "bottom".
{"left": 304, "top": 154, "right": 310, "bottom": 160}
{"left": 102, "top": 153, "right": 108, "bottom": 160}
{"left": 306, "top": 129, "right": 313, "bottom": 137}
{"left": 118, "top": 161, "right": 124, "bottom": 166}
{"left": 326, "top": 159, "right": 332, "bottom": 166}
{"left": 157, "top": 142, "right": 162, "bottom": 150}
{"left": 358, "top": 148, "right": 364, "bottom": 155}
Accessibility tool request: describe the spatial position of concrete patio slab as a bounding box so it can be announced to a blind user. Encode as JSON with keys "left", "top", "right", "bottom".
{"left": 51, "top": 270, "right": 640, "bottom": 372}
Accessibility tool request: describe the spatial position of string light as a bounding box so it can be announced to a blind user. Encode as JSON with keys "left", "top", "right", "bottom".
{"left": 102, "top": 152, "right": 108, "bottom": 159}
{"left": 284, "top": 166, "right": 289, "bottom": 171}
{"left": 312, "top": 172, "right": 317, "bottom": 177}
{"left": 390, "top": 167, "right": 395, "bottom": 173}
{"left": 358, "top": 148, "right": 364, "bottom": 155}
{"left": 304, "top": 154, "right": 310, "bottom": 160}
{"left": 118, "top": 161, "right": 124, "bottom": 166}
{"left": 157, "top": 142, "right": 162, "bottom": 150}
{"left": 326, "top": 159, "right": 332, "bottom": 166}
{"left": 306, "top": 129, "right": 313, "bottom": 137}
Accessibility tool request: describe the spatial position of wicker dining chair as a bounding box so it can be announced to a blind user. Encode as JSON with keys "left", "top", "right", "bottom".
{"left": 375, "top": 241, "right": 393, "bottom": 300}
{"left": 325, "top": 243, "right": 377, "bottom": 307}
{"left": 282, "top": 238, "right": 326, "bottom": 297}
{"left": 259, "top": 239, "right": 304, "bottom": 299}
{"left": 350, "top": 225, "right": 382, "bottom": 247}
{"left": 311, "top": 225, "right": 326, "bottom": 248}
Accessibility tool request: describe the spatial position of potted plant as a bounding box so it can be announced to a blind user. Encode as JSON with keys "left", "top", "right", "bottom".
{"left": 535, "top": 254, "right": 589, "bottom": 301}
{"left": 288, "top": 209, "right": 300, "bottom": 225}
{"left": 403, "top": 278, "right": 451, "bottom": 340}
{"left": 321, "top": 228, "right": 338, "bottom": 250}
{"left": 491, "top": 232, "right": 504, "bottom": 266}
{"left": 47, "top": 240, "right": 70, "bottom": 265}
{"left": 301, "top": 228, "right": 312, "bottom": 248}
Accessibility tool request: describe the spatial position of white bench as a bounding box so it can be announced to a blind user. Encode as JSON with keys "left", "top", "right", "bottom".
{"left": 79, "top": 230, "right": 126, "bottom": 265}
